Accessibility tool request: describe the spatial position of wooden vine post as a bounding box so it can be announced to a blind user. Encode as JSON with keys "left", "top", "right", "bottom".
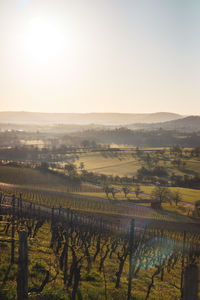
{"left": 128, "top": 218, "right": 135, "bottom": 300}
{"left": 51, "top": 206, "right": 55, "bottom": 229}
{"left": 183, "top": 262, "right": 198, "bottom": 300}
{"left": 11, "top": 194, "right": 15, "bottom": 264}
{"left": 0, "top": 192, "right": 2, "bottom": 217}
{"left": 17, "top": 230, "right": 28, "bottom": 300}
{"left": 180, "top": 231, "right": 186, "bottom": 300}
{"left": 64, "top": 208, "right": 70, "bottom": 284}
{"left": 29, "top": 202, "right": 32, "bottom": 217}
{"left": 59, "top": 206, "right": 62, "bottom": 217}
{"left": 19, "top": 193, "right": 22, "bottom": 213}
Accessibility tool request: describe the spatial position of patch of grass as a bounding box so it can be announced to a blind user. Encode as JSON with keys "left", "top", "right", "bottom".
{"left": 75, "top": 151, "right": 141, "bottom": 176}
{"left": 0, "top": 166, "right": 67, "bottom": 190}
{"left": 141, "top": 185, "right": 200, "bottom": 204}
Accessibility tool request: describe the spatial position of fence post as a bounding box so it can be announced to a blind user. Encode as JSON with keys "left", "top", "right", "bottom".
{"left": 38, "top": 206, "right": 40, "bottom": 218}
{"left": 19, "top": 193, "right": 22, "bottom": 214}
{"left": 64, "top": 208, "right": 70, "bottom": 284}
{"left": 11, "top": 194, "right": 15, "bottom": 264}
{"left": 71, "top": 209, "right": 73, "bottom": 223}
{"left": 128, "top": 218, "right": 135, "bottom": 300}
{"left": 17, "top": 195, "right": 20, "bottom": 209}
{"left": 50, "top": 207, "right": 56, "bottom": 249}
{"left": 33, "top": 203, "right": 36, "bottom": 216}
{"left": 51, "top": 206, "right": 55, "bottom": 224}
{"left": 17, "top": 230, "right": 28, "bottom": 300}
{"left": 29, "top": 202, "right": 32, "bottom": 216}
{"left": 183, "top": 263, "right": 198, "bottom": 300}
{"left": 180, "top": 231, "right": 186, "bottom": 300}
{"left": 59, "top": 206, "right": 62, "bottom": 217}
{"left": 0, "top": 192, "right": 2, "bottom": 217}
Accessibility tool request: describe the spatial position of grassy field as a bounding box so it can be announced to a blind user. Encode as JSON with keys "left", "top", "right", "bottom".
{"left": 1, "top": 148, "right": 200, "bottom": 186}
{"left": 74, "top": 149, "right": 200, "bottom": 177}
{"left": 140, "top": 185, "right": 200, "bottom": 204}
{"left": 0, "top": 165, "right": 199, "bottom": 206}
{"left": 75, "top": 150, "right": 141, "bottom": 176}
{"left": 184, "top": 159, "right": 200, "bottom": 174}
{"left": 0, "top": 148, "right": 200, "bottom": 224}
{"left": 0, "top": 166, "right": 99, "bottom": 194}
{"left": 0, "top": 166, "right": 67, "bottom": 190}
{"left": 0, "top": 164, "right": 200, "bottom": 222}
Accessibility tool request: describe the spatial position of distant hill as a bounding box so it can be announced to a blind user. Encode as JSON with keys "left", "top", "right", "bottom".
{"left": 127, "top": 116, "right": 200, "bottom": 132}
{"left": 68, "top": 127, "right": 200, "bottom": 147}
{"left": 0, "top": 122, "right": 113, "bottom": 133}
{"left": 0, "top": 111, "right": 182, "bottom": 126}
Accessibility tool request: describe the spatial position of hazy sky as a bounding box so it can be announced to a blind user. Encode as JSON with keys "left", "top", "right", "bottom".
{"left": 0, "top": 0, "right": 200, "bottom": 114}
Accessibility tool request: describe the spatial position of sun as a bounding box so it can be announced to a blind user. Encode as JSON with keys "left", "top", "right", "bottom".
{"left": 20, "top": 18, "right": 67, "bottom": 63}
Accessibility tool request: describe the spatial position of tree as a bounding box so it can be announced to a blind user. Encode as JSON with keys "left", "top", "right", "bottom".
{"left": 152, "top": 186, "right": 170, "bottom": 204}
{"left": 144, "top": 153, "right": 152, "bottom": 168}
{"left": 104, "top": 186, "right": 110, "bottom": 198}
{"left": 171, "top": 159, "right": 186, "bottom": 169}
{"left": 191, "top": 147, "right": 200, "bottom": 157}
{"left": 172, "top": 145, "right": 183, "bottom": 157}
{"left": 171, "top": 190, "right": 182, "bottom": 206}
{"left": 104, "top": 186, "right": 118, "bottom": 199}
{"left": 122, "top": 186, "right": 130, "bottom": 198}
{"left": 64, "top": 163, "right": 77, "bottom": 176}
{"left": 111, "top": 187, "right": 118, "bottom": 199}
{"left": 79, "top": 162, "right": 85, "bottom": 170}
{"left": 134, "top": 184, "right": 141, "bottom": 198}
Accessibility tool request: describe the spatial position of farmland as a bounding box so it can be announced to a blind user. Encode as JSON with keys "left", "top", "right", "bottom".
{"left": 0, "top": 194, "right": 200, "bottom": 300}
{"left": 0, "top": 146, "right": 200, "bottom": 299}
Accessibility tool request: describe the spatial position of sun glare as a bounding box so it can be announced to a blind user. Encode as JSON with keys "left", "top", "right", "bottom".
{"left": 20, "top": 18, "right": 67, "bottom": 63}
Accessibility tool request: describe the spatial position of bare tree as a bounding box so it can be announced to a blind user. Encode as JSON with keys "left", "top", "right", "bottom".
{"left": 134, "top": 184, "right": 141, "bottom": 198}
{"left": 152, "top": 186, "right": 170, "bottom": 204}
{"left": 104, "top": 186, "right": 110, "bottom": 198}
{"left": 122, "top": 186, "right": 131, "bottom": 198}
{"left": 170, "top": 190, "right": 182, "bottom": 206}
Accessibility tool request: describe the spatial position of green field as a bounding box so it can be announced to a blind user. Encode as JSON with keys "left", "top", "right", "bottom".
{"left": 0, "top": 166, "right": 67, "bottom": 190}
{"left": 74, "top": 149, "right": 200, "bottom": 178}
{"left": 0, "top": 148, "right": 200, "bottom": 223}
{"left": 0, "top": 162, "right": 200, "bottom": 209}
{"left": 140, "top": 185, "right": 200, "bottom": 204}
{"left": 75, "top": 150, "right": 141, "bottom": 176}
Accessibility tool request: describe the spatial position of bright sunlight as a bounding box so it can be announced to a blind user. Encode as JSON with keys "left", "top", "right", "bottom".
{"left": 20, "top": 18, "right": 68, "bottom": 63}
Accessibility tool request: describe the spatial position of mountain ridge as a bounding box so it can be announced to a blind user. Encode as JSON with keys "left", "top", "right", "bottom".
{"left": 0, "top": 111, "right": 183, "bottom": 125}
{"left": 127, "top": 115, "right": 200, "bottom": 132}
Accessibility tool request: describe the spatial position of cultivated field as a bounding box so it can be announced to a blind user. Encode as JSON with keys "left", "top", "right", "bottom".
{"left": 0, "top": 147, "right": 200, "bottom": 299}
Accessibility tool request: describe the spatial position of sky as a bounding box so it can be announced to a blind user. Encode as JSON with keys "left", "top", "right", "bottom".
{"left": 0, "top": 0, "right": 200, "bottom": 114}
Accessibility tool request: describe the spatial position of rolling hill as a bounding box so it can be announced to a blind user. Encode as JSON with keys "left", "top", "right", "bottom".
{"left": 0, "top": 111, "right": 182, "bottom": 126}
{"left": 127, "top": 116, "right": 200, "bottom": 132}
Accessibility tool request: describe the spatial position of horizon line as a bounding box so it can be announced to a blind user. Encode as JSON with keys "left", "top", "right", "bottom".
{"left": 0, "top": 110, "right": 190, "bottom": 115}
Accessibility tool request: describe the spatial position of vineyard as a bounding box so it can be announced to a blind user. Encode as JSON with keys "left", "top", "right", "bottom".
{"left": 0, "top": 192, "right": 200, "bottom": 299}
{"left": 0, "top": 185, "right": 198, "bottom": 227}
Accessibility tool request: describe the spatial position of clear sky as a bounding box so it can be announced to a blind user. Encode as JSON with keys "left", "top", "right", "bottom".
{"left": 0, "top": 0, "right": 200, "bottom": 114}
